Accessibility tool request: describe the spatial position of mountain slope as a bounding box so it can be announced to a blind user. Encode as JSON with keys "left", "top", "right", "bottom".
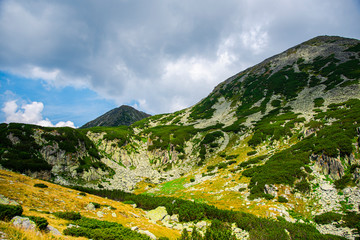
{"left": 81, "top": 105, "right": 151, "bottom": 128}
{"left": 1, "top": 35, "right": 360, "bottom": 239}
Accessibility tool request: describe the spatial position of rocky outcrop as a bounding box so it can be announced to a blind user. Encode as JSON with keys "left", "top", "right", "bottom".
{"left": 311, "top": 154, "right": 344, "bottom": 180}
{"left": 146, "top": 206, "right": 168, "bottom": 222}
{"left": 11, "top": 216, "right": 36, "bottom": 231}
{"left": 264, "top": 184, "right": 278, "bottom": 197}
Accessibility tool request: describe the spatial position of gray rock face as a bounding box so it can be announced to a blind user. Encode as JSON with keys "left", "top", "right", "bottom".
{"left": 312, "top": 154, "right": 344, "bottom": 180}
{"left": 11, "top": 216, "right": 36, "bottom": 231}
{"left": 46, "top": 225, "right": 61, "bottom": 236}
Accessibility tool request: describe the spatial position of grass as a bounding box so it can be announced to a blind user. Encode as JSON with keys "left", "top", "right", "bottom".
{"left": 0, "top": 169, "right": 180, "bottom": 240}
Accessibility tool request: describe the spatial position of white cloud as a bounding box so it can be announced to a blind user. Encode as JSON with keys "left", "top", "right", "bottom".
{"left": 2, "top": 100, "right": 75, "bottom": 128}
{"left": 0, "top": 0, "right": 359, "bottom": 115}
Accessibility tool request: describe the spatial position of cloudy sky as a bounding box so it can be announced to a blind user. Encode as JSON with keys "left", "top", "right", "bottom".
{"left": 0, "top": 0, "right": 359, "bottom": 127}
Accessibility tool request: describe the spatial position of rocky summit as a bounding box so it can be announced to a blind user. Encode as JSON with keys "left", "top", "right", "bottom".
{"left": 80, "top": 105, "right": 151, "bottom": 128}
{"left": 0, "top": 35, "right": 360, "bottom": 239}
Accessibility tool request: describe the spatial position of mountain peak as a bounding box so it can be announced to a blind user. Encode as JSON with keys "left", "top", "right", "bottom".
{"left": 80, "top": 105, "right": 151, "bottom": 128}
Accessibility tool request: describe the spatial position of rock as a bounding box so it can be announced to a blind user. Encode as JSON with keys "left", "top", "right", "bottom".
{"left": 97, "top": 211, "right": 104, "bottom": 218}
{"left": 170, "top": 214, "right": 179, "bottom": 222}
{"left": 320, "top": 183, "right": 334, "bottom": 191}
{"left": 112, "top": 212, "right": 117, "bottom": 217}
{"left": 312, "top": 154, "right": 344, "bottom": 180}
{"left": 163, "top": 215, "right": 171, "bottom": 222}
{"left": 11, "top": 216, "right": 36, "bottom": 231}
{"left": 0, "top": 194, "right": 19, "bottom": 205}
{"left": 131, "top": 226, "right": 139, "bottom": 231}
{"left": 196, "top": 221, "right": 207, "bottom": 230}
{"left": 46, "top": 225, "right": 61, "bottom": 236}
{"left": 264, "top": 184, "right": 278, "bottom": 197}
{"left": 85, "top": 202, "right": 96, "bottom": 211}
{"left": 67, "top": 224, "right": 80, "bottom": 229}
{"left": 146, "top": 206, "right": 168, "bottom": 222}
{"left": 138, "top": 230, "right": 156, "bottom": 239}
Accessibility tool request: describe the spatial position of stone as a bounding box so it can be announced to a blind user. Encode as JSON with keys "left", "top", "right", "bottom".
{"left": 46, "top": 225, "right": 61, "bottom": 236}
{"left": 146, "top": 206, "right": 168, "bottom": 222}
{"left": 196, "top": 221, "right": 207, "bottom": 229}
{"left": 170, "top": 214, "right": 179, "bottom": 222}
{"left": 11, "top": 216, "right": 36, "bottom": 231}
{"left": 112, "top": 212, "right": 117, "bottom": 217}
{"left": 85, "top": 202, "right": 96, "bottom": 211}
{"left": 264, "top": 184, "right": 278, "bottom": 197}
{"left": 131, "top": 226, "right": 139, "bottom": 231}
{"left": 320, "top": 183, "right": 334, "bottom": 191}
{"left": 97, "top": 211, "right": 104, "bottom": 218}
{"left": 0, "top": 194, "right": 19, "bottom": 206}
{"left": 162, "top": 215, "right": 171, "bottom": 222}
{"left": 138, "top": 230, "right": 156, "bottom": 239}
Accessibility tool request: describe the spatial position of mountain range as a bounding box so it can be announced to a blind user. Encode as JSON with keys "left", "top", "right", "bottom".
{"left": 0, "top": 35, "right": 360, "bottom": 240}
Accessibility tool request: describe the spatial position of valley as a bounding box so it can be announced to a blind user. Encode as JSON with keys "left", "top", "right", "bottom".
{"left": 1, "top": 35, "right": 360, "bottom": 239}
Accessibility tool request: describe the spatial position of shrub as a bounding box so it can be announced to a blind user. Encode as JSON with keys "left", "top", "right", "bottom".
{"left": 79, "top": 192, "right": 87, "bottom": 196}
{"left": 334, "top": 175, "right": 354, "bottom": 190}
{"left": 314, "top": 212, "right": 343, "bottom": 224}
{"left": 90, "top": 202, "right": 101, "bottom": 208}
{"left": 27, "top": 216, "right": 48, "bottom": 231}
{"left": 0, "top": 204, "right": 23, "bottom": 221}
{"left": 34, "top": 183, "right": 48, "bottom": 188}
{"left": 264, "top": 194, "right": 275, "bottom": 200}
{"left": 278, "top": 196, "right": 288, "bottom": 203}
{"left": 314, "top": 98, "right": 325, "bottom": 107}
{"left": 63, "top": 217, "right": 149, "bottom": 240}
{"left": 247, "top": 151, "right": 257, "bottom": 156}
{"left": 190, "top": 178, "right": 195, "bottom": 183}
{"left": 295, "top": 180, "right": 311, "bottom": 193}
{"left": 53, "top": 211, "right": 81, "bottom": 220}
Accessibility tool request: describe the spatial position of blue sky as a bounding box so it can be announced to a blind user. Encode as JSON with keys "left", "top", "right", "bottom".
{"left": 0, "top": 0, "right": 360, "bottom": 127}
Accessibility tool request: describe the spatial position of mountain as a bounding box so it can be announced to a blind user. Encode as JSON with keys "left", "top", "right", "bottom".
{"left": 1, "top": 35, "right": 360, "bottom": 239}
{"left": 80, "top": 105, "right": 151, "bottom": 128}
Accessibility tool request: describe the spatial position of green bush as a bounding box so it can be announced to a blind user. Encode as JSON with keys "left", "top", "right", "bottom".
{"left": 314, "top": 212, "right": 343, "bottom": 224}
{"left": 278, "top": 196, "right": 288, "bottom": 203}
{"left": 53, "top": 211, "right": 81, "bottom": 220}
{"left": 190, "top": 178, "right": 195, "bottom": 183}
{"left": 0, "top": 204, "right": 23, "bottom": 221}
{"left": 314, "top": 98, "right": 325, "bottom": 107}
{"left": 34, "top": 183, "right": 48, "bottom": 188}
{"left": 295, "top": 180, "right": 311, "bottom": 193}
{"left": 334, "top": 175, "right": 354, "bottom": 190}
{"left": 27, "top": 215, "right": 48, "bottom": 231}
{"left": 247, "top": 151, "right": 257, "bottom": 156}
{"left": 63, "top": 217, "right": 150, "bottom": 240}
{"left": 90, "top": 202, "right": 101, "bottom": 208}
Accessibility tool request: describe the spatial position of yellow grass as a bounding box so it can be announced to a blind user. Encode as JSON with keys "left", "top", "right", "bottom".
{"left": 0, "top": 169, "right": 180, "bottom": 240}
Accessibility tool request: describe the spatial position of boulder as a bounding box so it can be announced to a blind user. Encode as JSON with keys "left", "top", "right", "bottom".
{"left": 146, "top": 206, "right": 168, "bottom": 222}
{"left": 170, "top": 214, "right": 179, "bottom": 222}
{"left": 46, "top": 225, "right": 61, "bottom": 236}
{"left": 85, "top": 202, "right": 96, "bottom": 211}
{"left": 264, "top": 184, "right": 278, "bottom": 197}
{"left": 0, "top": 194, "right": 19, "bottom": 205}
{"left": 97, "top": 211, "right": 104, "bottom": 218}
{"left": 11, "top": 216, "right": 36, "bottom": 231}
{"left": 138, "top": 230, "right": 156, "bottom": 239}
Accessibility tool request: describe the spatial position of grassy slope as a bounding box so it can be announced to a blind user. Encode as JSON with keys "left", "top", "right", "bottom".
{"left": 0, "top": 169, "right": 180, "bottom": 240}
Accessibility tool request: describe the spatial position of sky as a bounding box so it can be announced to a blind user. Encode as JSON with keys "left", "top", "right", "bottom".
{"left": 0, "top": 0, "right": 360, "bottom": 128}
